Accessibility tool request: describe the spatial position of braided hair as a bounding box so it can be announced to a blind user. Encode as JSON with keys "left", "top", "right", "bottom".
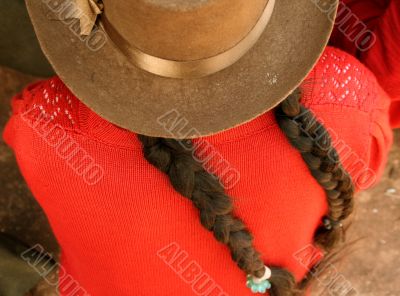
{"left": 138, "top": 88, "right": 355, "bottom": 295}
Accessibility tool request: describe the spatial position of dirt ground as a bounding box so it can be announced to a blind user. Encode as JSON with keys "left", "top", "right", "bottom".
{"left": 0, "top": 66, "right": 399, "bottom": 295}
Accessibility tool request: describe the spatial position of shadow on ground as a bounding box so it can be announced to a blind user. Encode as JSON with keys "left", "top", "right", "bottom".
{"left": 0, "top": 67, "right": 399, "bottom": 295}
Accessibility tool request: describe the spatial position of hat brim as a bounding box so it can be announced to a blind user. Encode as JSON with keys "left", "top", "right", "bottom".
{"left": 25, "top": 0, "right": 337, "bottom": 138}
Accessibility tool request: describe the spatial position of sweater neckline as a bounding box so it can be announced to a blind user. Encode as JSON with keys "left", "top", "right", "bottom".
{"left": 78, "top": 99, "right": 277, "bottom": 149}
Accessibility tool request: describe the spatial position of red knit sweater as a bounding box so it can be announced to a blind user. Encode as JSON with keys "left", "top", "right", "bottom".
{"left": 3, "top": 1, "right": 399, "bottom": 295}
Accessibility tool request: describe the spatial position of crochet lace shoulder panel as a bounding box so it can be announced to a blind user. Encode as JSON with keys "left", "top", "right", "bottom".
{"left": 17, "top": 77, "right": 82, "bottom": 132}
{"left": 301, "top": 47, "right": 379, "bottom": 113}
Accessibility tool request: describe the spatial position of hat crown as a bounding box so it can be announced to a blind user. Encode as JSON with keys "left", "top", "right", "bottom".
{"left": 102, "top": 0, "right": 269, "bottom": 61}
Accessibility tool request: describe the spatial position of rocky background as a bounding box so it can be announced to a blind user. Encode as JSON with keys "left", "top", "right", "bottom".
{"left": 0, "top": 67, "right": 399, "bottom": 295}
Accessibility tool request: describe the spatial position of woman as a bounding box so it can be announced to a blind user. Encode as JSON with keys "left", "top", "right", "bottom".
{"left": 3, "top": 0, "right": 399, "bottom": 295}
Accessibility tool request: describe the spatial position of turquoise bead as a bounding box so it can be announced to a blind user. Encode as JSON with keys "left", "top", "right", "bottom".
{"left": 246, "top": 275, "right": 271, "bottom": 294}
{"left": 257, "top": 285, "right": 266, "bottom": 293}
{"left": 262, "top": 280, "right": 271, "bottom": 289}
{"left": 251, "top": 286, "right": 259, "bottom": 293}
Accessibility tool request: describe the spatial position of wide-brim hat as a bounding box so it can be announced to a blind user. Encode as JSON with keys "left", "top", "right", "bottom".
{"left": 25, "top": 0, "right": 338, "bottom": 138}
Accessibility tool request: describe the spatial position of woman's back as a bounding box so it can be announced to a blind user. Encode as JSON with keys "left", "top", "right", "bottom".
{"left": 3, "top": 47, "right": 393, "bottom": 295}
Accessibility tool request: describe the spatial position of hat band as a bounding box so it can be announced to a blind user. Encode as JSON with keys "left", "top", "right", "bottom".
{"left": 101, "top": 0, "right": 275, "bottom": 79}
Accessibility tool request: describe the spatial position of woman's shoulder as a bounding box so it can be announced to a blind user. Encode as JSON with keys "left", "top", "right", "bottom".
{"left": 7, "top": 77, "right": 81, "bottom": 131}
{"left": 300, "top": 46, "right": 393, "bottom": 189}
{"left": 5, "top": 76, "right": 139, "bottom": 149}
{"left": 302, "top": 46, "right": 384, "bottom": 113}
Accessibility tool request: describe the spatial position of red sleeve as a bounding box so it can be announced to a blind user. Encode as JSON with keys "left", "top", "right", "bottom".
{"left": 330, "top": 0, "right": 389, "bottom": 56}
{"left": 362, "top": 2, "right": 400, "bottom": 128}
{"left": 330, "top": 0, "right": 400, "bottom": 129}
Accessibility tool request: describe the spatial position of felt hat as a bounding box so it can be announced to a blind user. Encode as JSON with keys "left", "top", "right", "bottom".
{"left": 25, "top": 0, "right": 338, "bottom": 138}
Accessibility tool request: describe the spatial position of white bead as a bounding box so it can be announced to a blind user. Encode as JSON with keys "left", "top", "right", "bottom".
{"left": 253, "top": 266, "right": 272, "bottom": 284}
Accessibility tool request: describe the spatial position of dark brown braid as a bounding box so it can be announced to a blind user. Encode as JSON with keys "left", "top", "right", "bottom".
{"left": 138, "top": 88, "right": 355, "bottom": 295}
{"left": 275, "top": 88, "right": 355, "bottom": 251}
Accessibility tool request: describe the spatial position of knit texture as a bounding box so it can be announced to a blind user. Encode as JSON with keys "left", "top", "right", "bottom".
{"left": 3, "top": 46, "right": 394, "bottom": 295}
